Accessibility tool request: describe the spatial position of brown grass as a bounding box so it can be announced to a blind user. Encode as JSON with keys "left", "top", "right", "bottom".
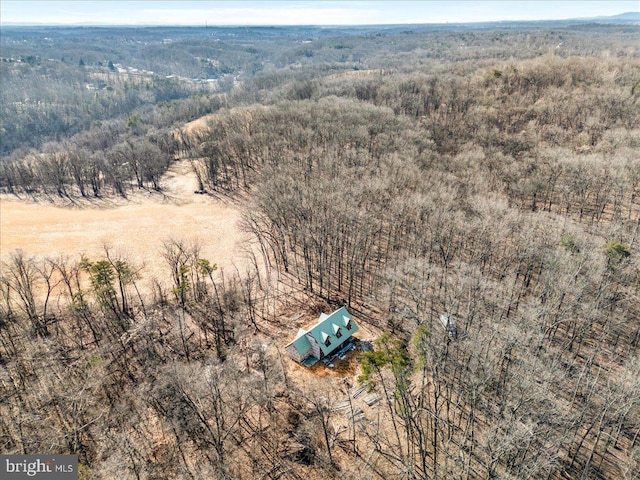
{"left": 0, "top": 159, "right": 253, "bottom": 285}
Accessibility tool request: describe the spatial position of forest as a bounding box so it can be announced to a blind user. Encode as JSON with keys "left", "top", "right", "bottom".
{"left": 1, "top": 17, "right": 640, "bottom": 479}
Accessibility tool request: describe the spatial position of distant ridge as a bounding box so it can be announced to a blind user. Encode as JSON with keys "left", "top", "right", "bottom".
{"left": 579, "top": 11, "right": 640, "bottom": 23}
{"left": 607, "top": 12, "right": 640, "bottom": 19}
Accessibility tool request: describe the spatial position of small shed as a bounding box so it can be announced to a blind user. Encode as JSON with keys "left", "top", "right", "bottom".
{"left": 439, "top": 314, "right": 457, "bottom": 339}
{"left": 285, "top": 307, "right": 359, "bottom": 366}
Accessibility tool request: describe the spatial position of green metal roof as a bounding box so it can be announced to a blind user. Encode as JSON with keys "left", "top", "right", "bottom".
{"left": 307, "top": 306, "right": 359, "bottom": 356}
{"left": 290, "top": 328, "right": 312, "bottom": 356}
{"left": 286, "top": 307, "right": 359, "bottom": 359}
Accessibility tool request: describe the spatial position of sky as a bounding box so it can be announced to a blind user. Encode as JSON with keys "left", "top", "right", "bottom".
{"left": 0, "top": 1, "right": 638, "bottom": 26}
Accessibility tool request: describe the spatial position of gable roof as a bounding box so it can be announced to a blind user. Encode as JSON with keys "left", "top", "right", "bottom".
{"left": 285, "top": 306, "right": 359, "bottom": 357}
{"left": 289, "top": 328, "right": 312, "bottom": 356}
{"left": 307, "top": 306, "right": 358, "bottom": 356}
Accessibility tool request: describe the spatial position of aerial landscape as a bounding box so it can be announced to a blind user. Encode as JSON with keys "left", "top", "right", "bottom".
{"left": 1, "top": 1, "right": 639, "bottom": 478}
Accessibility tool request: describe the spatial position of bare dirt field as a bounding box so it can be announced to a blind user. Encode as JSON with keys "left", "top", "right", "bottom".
{"left": 0, "top": 159, "right": 253, "bottom": 286}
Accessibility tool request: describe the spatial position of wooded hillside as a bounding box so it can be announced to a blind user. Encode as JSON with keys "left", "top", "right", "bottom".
{"left": 1, "top": 22, "right": 639, "bottom": 479}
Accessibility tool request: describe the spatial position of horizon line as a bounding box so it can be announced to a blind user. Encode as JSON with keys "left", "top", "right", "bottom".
{"left": 2, "top": 11, "right": 638, "bottom": 28}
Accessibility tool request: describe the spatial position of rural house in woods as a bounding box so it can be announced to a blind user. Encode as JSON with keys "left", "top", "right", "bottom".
{"left": 285, "top": 307, "right": 359, "bottom": 366}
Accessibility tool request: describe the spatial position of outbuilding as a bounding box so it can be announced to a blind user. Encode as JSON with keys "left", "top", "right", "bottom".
{"left": 439, "top": 313, "right": 457, "bottom": 339}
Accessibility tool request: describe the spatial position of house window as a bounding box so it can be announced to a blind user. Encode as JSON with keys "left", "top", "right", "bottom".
{"left": 324, "top": 337, "right": 331, "bottom": 347}
{"left": 336, "top": 328, "right": 342, "bottom": 338}
{"left": 346, "top": 320, "right": 352, "bottom": 330}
